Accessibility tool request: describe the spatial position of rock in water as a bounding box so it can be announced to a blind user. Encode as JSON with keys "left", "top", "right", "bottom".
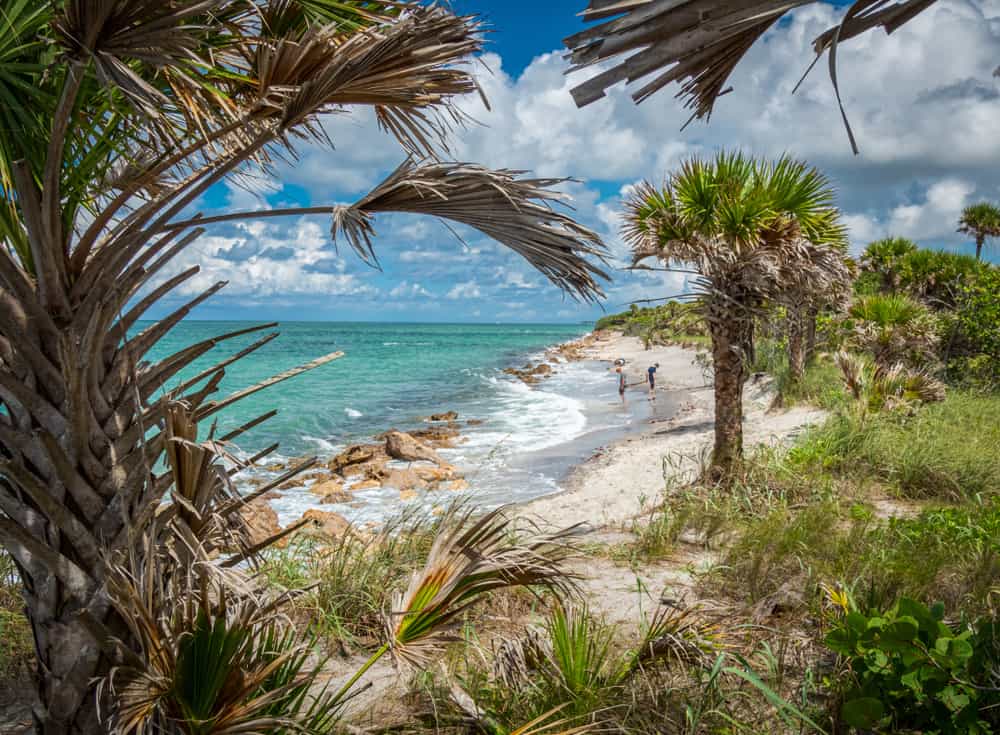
{"left": 301, "top": 509, "right": 351, "bottom": 539}
{"left": 310, "top": 478, "right": 351, "bottom": 504}
{"left": 384, "top": 430, "right": 447, "bottom": 466}
{"left": 429, "top": 410, "right": 459, "bottom": 421}
{"left": 327, "top": 444, "right": 384, "bottom": 476}
{"left": 239, "top": 500, "right": 283, "bottom": 547}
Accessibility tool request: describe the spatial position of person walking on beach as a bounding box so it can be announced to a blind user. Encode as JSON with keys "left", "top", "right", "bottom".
{"left": 647, "top": 362, "right": 660, "bottom": 399}
{"left": 614, "top": 359, "right": 627, "bottom": 402}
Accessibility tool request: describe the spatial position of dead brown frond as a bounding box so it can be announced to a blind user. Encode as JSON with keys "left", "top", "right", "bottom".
{"left": 332, "top": 158, "right": 609, "bottom": 301}
{"left": 563, "top": 0, "right": 940, "bottom": 151}
{"left": 252, "top": 4, "right": 484, "bottom": 156}
{"left": 626, "top": 603, "right": 724, "bottom": 675}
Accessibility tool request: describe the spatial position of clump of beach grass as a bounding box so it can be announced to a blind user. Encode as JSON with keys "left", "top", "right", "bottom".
{"left": 787, "top": 391, "right": 1000, "bottom": 500}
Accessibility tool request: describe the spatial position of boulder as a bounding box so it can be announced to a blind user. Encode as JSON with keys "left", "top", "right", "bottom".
{"left": 399, "top": 488, "right": 419, "bottom": 501}
{"left": 239, "top": 500, "right": 283, "bottom": 548}
{"left": 310, "top": 478, "right": 350, "bottom": 504}
{"left": 415, "top": 465, "right": 459, "bottom": 485}
{"left": 277, "top": 474, "right": 309, "bottom": 491}
{"left": 444, "top": 478, "right": 470, "bottom": 492}
{"left": 429, "top": 411, "right": 458, "bottom": 422}
{"left": 300, "top": 509, "right": 351, "bottom": 539}
{"left": 466, "top": 418, "right": 484, "bottom": 426}
{"left": 352, "top": 478, "right": 382, "bottom": 491}
{"left": 376, "top": 468, "right": 428, "bottom": 492}
{"left": 410, "top": 424, "right": 461, "bottom": 448}
{"left": 327, "top": 444, "right": 384, "bottom": 476}
{"left": 384, "top": 431, "right": 447, "bottom": 466}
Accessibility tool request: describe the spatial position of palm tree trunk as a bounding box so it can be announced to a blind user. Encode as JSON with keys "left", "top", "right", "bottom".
{"left": 787, "top": 305, "right": 806, "bottom": 384}
{"left": 976, "top": 235, "right": 984, "bottom": 261}
{"left": 26, "top": 588, "right": 109, "bottom": 733}
{"left": 708, "top": 318, "right": 745, "bottom": 482}
{"left": 804, "top": 305, "right": 819, "bottom": 365}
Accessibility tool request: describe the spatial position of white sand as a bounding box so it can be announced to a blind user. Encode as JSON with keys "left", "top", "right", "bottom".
{"left": 522, "top": 332, "right": 826, "bottom": 530}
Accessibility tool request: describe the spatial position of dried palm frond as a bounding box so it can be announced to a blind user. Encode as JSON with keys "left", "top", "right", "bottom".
{"left": 621, "top": 603, "right": 723, "bottom": 677}
{"left": 332, "top": 158, "right": 609, "bottom": 301}
{"left": 385, "top": 508, "right": 582, "bottom": 668}
{"left": 251, "top": 4, "right": 484, "bottom": 156}
{"left": 564, "top": 0, "right": 940, "bottom": 152}
{"left": 837, "top": 350, "right": 945, "bottom": 412}
{"left": 493, "top": 625, "right": 554, "bottom": 690}
{"left": 836, "top": 349, "right": 868, "bottom": 401}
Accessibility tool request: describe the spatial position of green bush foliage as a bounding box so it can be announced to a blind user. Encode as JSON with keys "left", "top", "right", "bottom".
{"left": 826, "top": 597, "right": 999, "bottom": 733}
{"left": 950, "top": 266, "right": 1000, "bottom": 388}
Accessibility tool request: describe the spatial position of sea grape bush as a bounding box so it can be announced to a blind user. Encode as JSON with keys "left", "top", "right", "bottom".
{"left": 825, "top": 597, "right": 999, "bottom": 733}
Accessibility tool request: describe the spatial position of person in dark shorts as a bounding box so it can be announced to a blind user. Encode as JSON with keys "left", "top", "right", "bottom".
{"left": 617, "top": 365, "right": 626, "bottom": 398}
{"left": 647, "top": 363, "right": 660, "bottom": 398}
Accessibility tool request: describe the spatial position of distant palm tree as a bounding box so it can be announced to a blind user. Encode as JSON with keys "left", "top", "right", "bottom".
{"left": 563, "top": 0, "right": 941, "bottom": 153}
{"left": 958, "top": 202, "right": 1000, "bottom": 261}
{"left": 0, "top": 2, "right": 606, "bottom": 731}
{"left": 624, "top": 152, "right": 847, "bottom": 480}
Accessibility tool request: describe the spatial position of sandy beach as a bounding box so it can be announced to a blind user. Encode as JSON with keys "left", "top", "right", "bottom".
{"left": 523, "top": 331, "right": 827, "bottom": 530}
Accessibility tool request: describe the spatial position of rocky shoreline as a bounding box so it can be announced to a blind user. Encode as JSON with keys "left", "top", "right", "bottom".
{"left": 239, "top": 331, "right": 611, "bottom": 545}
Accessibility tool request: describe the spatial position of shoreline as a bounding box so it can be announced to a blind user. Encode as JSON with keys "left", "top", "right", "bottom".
{"left": 521, "top": 332, "right": 828, "bottom": 530}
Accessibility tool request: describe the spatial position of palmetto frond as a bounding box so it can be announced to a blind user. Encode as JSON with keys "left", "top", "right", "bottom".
{"left": 836, "top": 350, "right": 945, "bottom": 412}
{"left": 563, "top": 0, "right": 940, "bottom": 152}
{"left": 386, "top": 509, "right": 582, "bottom": 668}
{"left": 101, "top": 551, "right": 340, "bottom": 735}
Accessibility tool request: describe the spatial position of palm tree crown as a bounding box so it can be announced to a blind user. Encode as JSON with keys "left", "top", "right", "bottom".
{"left": 958, "top": 202, "right": 1000, "bottom": 261}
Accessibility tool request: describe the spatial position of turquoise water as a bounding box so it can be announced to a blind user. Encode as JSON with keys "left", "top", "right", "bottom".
{"left": 148, "top": 321, "right": 652, "bottom": 522}
{"left": 149, "top": 322, "right": 588, "bottom": 453}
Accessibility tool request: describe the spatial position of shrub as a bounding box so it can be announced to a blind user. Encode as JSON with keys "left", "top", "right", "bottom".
{"left": 897, "top": 248, "right": 983, "bottom": 309}
{"left": 844, "top": 294, "right": 941, "bottom": 369}
{"left": 825, "top": 596, "right": 999, "bottom": 733}
{"left": 950, "top": 266, "right": 1000, "bottom": 388}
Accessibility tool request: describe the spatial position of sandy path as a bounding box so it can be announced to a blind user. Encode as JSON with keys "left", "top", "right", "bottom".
{"left": 522, "top": 332, "right": 826, "bottom": 531}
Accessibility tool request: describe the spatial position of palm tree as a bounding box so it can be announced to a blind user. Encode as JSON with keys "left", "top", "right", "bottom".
{"left": 778, "top": 242, "right": 852, "bottom": 385}
{"left": 563, "top": 1, "right": 940, "bottom": 153}
{"left": 624, "top": 152, "right": 846, "bottom": 480}
{"left": 0, "top": 2, "right": 607, "bottom": 731}
{"left": 958, "top": 202, "right": 1000, "bottom": 261}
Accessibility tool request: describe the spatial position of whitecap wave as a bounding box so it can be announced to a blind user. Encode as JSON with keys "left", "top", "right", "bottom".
{"left": 345, "top": 408, "right": 363, "bottom": 419}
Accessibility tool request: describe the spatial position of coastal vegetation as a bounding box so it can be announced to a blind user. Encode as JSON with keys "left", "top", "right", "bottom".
{"left": 0, "top": 2, "right": 997, "bottom": 734}
{"left": 0, "top": 1, "right": 606, "bottom": 732}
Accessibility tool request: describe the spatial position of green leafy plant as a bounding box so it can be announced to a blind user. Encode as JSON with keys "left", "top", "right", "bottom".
{"left": 825, "top": 596, "right": 998, "bottom": 733}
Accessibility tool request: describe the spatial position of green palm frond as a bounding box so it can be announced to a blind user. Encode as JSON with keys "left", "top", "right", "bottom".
{"left": 386, "top": 509, "right": 581, "bottom": 669}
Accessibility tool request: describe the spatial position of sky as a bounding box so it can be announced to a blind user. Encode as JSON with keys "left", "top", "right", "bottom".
{"left": 162, "top": 0, "right": 1000, "bottom": 323}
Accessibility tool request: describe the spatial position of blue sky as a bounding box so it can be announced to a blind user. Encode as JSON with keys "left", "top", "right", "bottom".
{"left": 164, "top": 0, "right": 1000, "bottom": 323}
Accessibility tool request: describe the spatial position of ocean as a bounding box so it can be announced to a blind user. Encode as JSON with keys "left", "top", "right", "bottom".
{"left": 148, "top": 321, "right": 661, "bottom": 525}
